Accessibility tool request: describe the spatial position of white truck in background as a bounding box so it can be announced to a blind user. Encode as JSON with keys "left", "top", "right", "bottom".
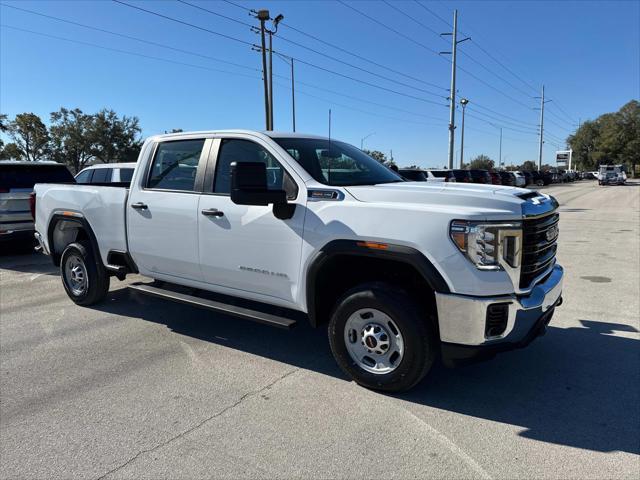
{"left": 33, "top": 130, "right": 564, "bottom": 392}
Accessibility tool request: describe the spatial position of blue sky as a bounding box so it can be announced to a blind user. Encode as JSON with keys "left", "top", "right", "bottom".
{"left": 1, "top": 0, "right": 638, "bottom": 168}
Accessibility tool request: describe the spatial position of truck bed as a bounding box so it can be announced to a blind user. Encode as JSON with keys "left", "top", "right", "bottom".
{"left": 34, "top": 183, "right": 129, "bottom": 266}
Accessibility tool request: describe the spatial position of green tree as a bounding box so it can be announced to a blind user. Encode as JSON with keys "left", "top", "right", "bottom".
{"left": 49, "top": 108, "right": 95, "bottom": 173}
{"left": 520, "top": 160, "right": 537, "bottom": 171}
{"left": 90, "top": 109, "right": 142, "bottom": 164}
{"left": 567, "top": 100, "right": 640, "bottom": 172}
{"left": 7, "top": 113, "right": 50, "bottom": 161}
{"left": 0, "top": 142, "right": 23, "bottom": 160}
{"left": 468, "top": 154, "right": 494, "bottom": 170}
{"left": 362, "top": 149, "right": 396, "bottom": 166}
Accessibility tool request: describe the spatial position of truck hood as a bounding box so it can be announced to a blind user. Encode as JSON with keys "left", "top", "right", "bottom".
{"left": 344, "top": 182, "right": 538, "bottom": 219}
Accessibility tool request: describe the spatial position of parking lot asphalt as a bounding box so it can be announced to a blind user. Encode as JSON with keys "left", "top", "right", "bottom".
{"left": 1, "top": 180, "right": 639, "bottom": 479}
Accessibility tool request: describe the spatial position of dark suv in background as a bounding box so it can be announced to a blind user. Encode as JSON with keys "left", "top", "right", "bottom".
{"left": 469, "top": 169, "right": 492, "bottom": 184}
{"left": 498, "top": 171, "right": 516, "bottom": 186}
{"left": 452, "top": 169, "right": 472, "bottom": 183}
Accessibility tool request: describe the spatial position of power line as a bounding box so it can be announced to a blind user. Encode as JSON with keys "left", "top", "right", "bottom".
{"left": 339, "top": 0, "right": 536, "bottom": 111}
{"left": 112, "top": 0, "right": 448, "bottom": 107}
{"left": 180, "top": 0, "right": 446, "bottom": 95}
{"left": 0, "top": 3, "right": 259, "bottom": 73}
{"left": 1, "top": 24, "right": 261, "bottom": 81}
{"left": 112, "top": 0, "right": 254, "bottom": 46}
{"left": 336, "top": 0, "right": 441, "bottom": 55}
{"left": 413, "top": 1, "right": 452, "bottom": 28}
{"left": 470, "top": 101, "right": 539, "bottom": 127}
{"left": 273, "top": 80, "right": 446, "bottom": 128}
{"left": 548, "top": 100, "right": 578, "bottom": 124}
{"left": 466, "top": 106, "right": 538, "bottom": 131}
{"left": 465, "top": 112, "right": 539, "bottom": 136}
{"left": 1, "top": 23, "right": 444, "bottom": 130}
{"left": 382, "top": 0, "right": 442, "bottom": 38}
{"left": 221, "top": 0, "right": 447, "bottom": 91}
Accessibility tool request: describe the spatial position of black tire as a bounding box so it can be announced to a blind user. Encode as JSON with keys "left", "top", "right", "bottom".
{"left": 60, "top": 242, "right": 110, "bottom": 306}
{"left": 328, "top": 282, "right": 437, "bottom": 392}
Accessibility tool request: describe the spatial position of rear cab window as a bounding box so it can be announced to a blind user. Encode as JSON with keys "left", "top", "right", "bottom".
{"left": 147, "top": 139, "right": 205, "bottom": 192}
{"left": 0, "top": 164, "right": 75, "bottom": 192}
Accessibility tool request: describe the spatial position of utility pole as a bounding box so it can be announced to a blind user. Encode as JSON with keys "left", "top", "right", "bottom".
{"left": 459, "top": 98, "right": 468, "bottom": 169}
{"left": 290, "top": 58, "right": 296, "bottom": 132}
{"left": 257, "top": 10, "right": 270, "bottom": 130}
{"left": 440, "top": 10, "right": 470, "bottom": 169}
{"left": 535, "top": 85, "right": 551, "bottom": 169}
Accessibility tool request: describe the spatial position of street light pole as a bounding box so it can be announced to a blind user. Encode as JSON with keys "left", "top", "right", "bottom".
{"left": 257, "top": 10, "right": 270, "bottom": 130}
{"left": 290, "top": 58, "right": 296, "bottom": 132}
{"left": 360, "top": 132, "right": 375, "bottom": 150}
{"left": 499, "top": 127, "right": 503, "bottom": 168}
{"left": 264, "top": 13, "right": 284, "bottom": 131}
{"left": 459, "top": 98, "right": 468, "bottom": 169}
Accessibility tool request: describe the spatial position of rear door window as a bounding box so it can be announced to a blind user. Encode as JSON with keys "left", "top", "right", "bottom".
{"left": 91, "top": 168, "right": 112, "bottom": 183}
{"left": 148, "top": 140, "right": 205, "bottom": 191}
{"left": 118, "top": 168, "right": 134, "bottom": 183}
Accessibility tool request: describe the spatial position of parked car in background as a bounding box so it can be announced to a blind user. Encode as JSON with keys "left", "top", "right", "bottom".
{"left": 75, "top": 163, "right": 136, "bottom": 184}
{"left": 488, "top": 171, "right": 502, "bottom": 185}
{"left": 520, "top": 171, "right": 533, "bottom": 185}
{"left": 469, "top": 169, "right": 491, "bottom": 184}
{"left": 599, "top": 171, "right": 626, "bottom": 185}
{"left": 531, "top": 170, "right": 553, "bottom": 186}
{"left": 398, "top": 168, "right": 449, "bottom": 183}
{"left": 452, "top": 169, "right": 473, "bottom": 183}
{"left": 498, "top": 171, "right": 516, "bottom": 186}
{"left": 428, "top": 169, "right": 456, "bottom": 182}
{"left": 512, "top": 171, "right": 526, "bottom": 187}
{"left": 0, "top": 161, "right": 74, "bottom": 244}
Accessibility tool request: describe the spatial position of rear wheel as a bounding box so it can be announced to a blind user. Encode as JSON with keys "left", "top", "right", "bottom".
{"left": 60, "top": 242, "right": 110, "bottom": 306}
{"left": 328, "top": 282, "right": 436, "bottom": 392}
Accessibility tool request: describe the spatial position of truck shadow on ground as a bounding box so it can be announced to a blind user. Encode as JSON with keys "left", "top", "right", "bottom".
{"left": 96, "top": 287, "right": 639, "bottom": 455}
{"left": 0, "top": 248, "right": 58, "bottom": 276}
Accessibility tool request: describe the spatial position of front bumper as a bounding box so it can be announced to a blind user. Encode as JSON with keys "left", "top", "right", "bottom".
{"left": 435, "top": 264, "right": 563, "bottom": 366}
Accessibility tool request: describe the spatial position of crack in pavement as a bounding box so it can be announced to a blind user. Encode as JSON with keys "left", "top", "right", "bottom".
{"left": 95, "top": 368, "right": 299, "bottom": 480}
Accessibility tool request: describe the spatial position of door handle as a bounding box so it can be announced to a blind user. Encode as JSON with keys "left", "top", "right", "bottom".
{"left": 201, "top": 208, "right": 224, "bottom": 217}
{"left": 131, "top": 202, "right": 148, "bottom": 210}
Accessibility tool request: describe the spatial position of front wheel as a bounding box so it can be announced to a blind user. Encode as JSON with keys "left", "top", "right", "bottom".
{"left": 60, "top": 242, "right": 110, "bottom": 306}
{"left": 328, "top": 283, "right": 436, "bottom": 392}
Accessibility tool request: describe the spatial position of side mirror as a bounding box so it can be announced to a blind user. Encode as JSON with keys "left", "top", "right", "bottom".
{"left": 230, "top": 161, "right": 287, "bottom": 206}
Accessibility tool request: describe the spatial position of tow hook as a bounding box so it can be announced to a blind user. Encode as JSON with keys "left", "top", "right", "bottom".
{"left": 556, "top": 296, "right": 563, "bottom": 307}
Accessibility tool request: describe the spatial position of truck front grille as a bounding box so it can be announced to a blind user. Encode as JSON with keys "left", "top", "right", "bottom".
{"left": 520, "top": 212, "right": 559, "bottom": 289}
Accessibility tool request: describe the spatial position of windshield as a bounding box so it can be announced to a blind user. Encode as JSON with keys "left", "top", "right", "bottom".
{"left": 272, "top": 137, "right": 403, "bottom": 186}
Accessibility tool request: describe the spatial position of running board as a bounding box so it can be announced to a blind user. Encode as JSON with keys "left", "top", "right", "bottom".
{"left": 128, "top": 282, "right": 297, "bottom": 329}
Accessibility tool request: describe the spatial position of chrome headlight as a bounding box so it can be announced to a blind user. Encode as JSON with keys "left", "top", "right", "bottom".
{"left": 449, "top": 220, "right": 522, "bottom": 270}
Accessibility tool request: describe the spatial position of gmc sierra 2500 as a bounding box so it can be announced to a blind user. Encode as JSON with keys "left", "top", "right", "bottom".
{"left": 33, "top": 130, "right": 563, "bottom": 392}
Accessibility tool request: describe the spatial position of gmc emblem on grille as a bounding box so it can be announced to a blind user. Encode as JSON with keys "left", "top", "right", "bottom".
{"left": 546, "top": 225, "right": 559, "bottom": 241}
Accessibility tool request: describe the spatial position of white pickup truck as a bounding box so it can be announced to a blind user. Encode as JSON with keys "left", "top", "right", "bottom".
{"left": 33, "top": 130, "right": 564, "bottom": 392}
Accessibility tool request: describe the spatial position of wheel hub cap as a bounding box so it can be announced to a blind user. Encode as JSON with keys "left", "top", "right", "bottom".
{"left": 344, "top": 309, "right": 404, "bottom": 375}
{"left": 64, "top": 254, "right": 87, "bottom": 296}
